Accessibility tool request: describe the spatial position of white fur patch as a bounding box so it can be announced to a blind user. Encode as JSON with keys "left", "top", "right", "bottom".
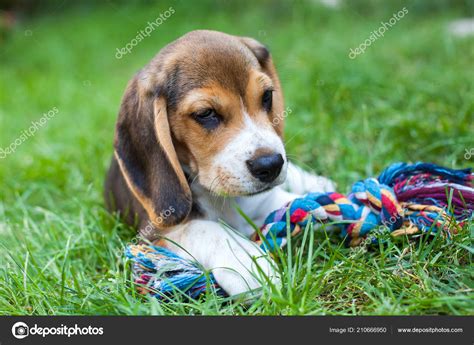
{"left": 283, "top": 162, "right": 336, "bottom": 194}
{"left": 163, "top": 220, "right": 280, "bottom": 296}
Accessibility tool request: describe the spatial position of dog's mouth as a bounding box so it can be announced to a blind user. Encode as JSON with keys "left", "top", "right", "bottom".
{"left": 205, "top": 185, "right": 272, "bottom": 198}
{"left": 210, "top": 175, "right": 286, "bottom": 197}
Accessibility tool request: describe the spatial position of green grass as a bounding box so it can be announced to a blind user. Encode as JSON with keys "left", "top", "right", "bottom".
{"left": 0, "top": 0, "right": 473, "bottom": 315}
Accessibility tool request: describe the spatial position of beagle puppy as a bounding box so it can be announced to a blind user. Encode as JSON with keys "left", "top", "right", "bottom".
{"left": 105, "top": 30, "right": 335, "bottom": 296}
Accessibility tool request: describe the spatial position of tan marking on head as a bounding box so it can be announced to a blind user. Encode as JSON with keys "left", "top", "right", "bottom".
{"left": 169, "top": 82, "right": 247, "bottom": 177}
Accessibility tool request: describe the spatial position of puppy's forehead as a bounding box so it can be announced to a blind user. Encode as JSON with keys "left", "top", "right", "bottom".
{"left": 160, "top": 31, "right": 261, "bottom": 110}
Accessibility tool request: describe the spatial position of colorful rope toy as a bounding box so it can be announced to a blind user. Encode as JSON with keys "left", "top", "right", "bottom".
{"left": 125, "top": 162, "right": 473, "bottom": 298}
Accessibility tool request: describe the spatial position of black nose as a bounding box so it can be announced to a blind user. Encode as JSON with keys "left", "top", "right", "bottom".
{"left": 246, "top": 153, "right": 284, "bottom": 183}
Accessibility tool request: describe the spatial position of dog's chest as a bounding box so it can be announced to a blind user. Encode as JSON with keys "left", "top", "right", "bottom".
{"left": 190, "top": 186, "right": 257, "bottom": 237}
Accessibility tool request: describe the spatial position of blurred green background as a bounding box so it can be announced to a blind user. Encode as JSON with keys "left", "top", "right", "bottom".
{"left": 0, "top": 0, "right": 472, "bottom": 315}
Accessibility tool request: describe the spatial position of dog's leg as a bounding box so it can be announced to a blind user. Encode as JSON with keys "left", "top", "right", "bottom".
{"left": 282, "top": 161, "right": 336, "bottom": 194}
{"left": 158, "top": 220, "right": 279, "bottom": 296}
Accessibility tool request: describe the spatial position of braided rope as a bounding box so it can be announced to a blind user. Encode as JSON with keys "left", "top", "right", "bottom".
{"left": 126, "top": 162, "right": 473, "bottom": 298}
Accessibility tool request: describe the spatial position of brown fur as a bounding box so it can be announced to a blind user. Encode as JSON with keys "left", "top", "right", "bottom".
{"left": 104, "top": 30, "right": 285, "bottom": 239}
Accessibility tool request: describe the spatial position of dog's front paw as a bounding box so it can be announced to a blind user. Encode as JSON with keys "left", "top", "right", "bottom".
{"left": 211, "top": 237, "right": 280, "bottom": 296}
{"left": 304, "top": 174, "right": 336, "bottom": 193}
{"left": 163, "top": 220, "right": 280, "bottom": 298}
{"left": 285, "top": 163, "right": 336, "bottom": 194}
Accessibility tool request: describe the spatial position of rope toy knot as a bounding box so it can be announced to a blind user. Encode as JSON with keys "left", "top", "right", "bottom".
{"left": 347, "top": 178, "right": 404, "bottom": 238}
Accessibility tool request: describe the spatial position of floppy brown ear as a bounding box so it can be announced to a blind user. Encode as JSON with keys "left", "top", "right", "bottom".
{"left": 239, "top": 36, "right": 285, "bottom": 135}
{"left": 114, "top": 76, "right": 192, "bottom": 228}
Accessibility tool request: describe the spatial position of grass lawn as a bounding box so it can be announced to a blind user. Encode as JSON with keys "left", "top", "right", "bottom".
{"left": 0, "top": 0, "right": 473, "bottom": 315}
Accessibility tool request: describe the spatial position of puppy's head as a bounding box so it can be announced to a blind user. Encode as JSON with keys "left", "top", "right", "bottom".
{"left": 114, "top": 30, "right": 287, "bottom": 227}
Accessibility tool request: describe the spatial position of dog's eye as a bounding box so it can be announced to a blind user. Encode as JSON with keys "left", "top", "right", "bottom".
{"left": 192, "top": 108, "right": 221, "bottom": 130}
{"left": 262, "top": 89, "right": 273, "bottom": 112}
